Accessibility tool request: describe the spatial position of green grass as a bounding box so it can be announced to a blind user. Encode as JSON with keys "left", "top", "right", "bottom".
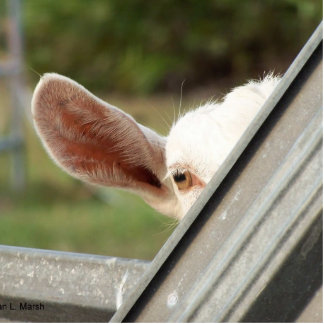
{"left": 0, "top": 179, "right": 176, "bottom": 259}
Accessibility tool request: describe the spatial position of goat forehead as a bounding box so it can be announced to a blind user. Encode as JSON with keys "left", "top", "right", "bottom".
{"left": 166, "top": 76, "right": 281, "bottom": 185}
{"left": 166, "top": 104, "right": 237, "bottom": 181}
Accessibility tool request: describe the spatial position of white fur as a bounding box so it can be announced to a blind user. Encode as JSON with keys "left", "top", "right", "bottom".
{"left": 166, "top": 75, "right": 280, "bottom": 216}
{"left": 32, "top": 74, "right": 280, "bottom": 220}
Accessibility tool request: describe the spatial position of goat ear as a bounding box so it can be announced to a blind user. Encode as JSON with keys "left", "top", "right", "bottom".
{"left": 32, "top": 73, "right": 176, "bottom": 215}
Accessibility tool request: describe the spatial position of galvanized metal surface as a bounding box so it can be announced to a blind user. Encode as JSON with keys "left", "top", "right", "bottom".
{"left": 0, "top": 245, "right": 149, "bottom": 322}
{"left": 111, "top": 23, "right": 323, "bottom": 322}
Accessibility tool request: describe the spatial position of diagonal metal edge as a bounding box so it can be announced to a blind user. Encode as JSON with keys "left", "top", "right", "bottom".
{"left": 110, "top": 21, "right": 323, "bottom": 323}
{"left": 0, "top": 244, "right": 149, "bottom": 312}
{"left": 171, "top": 108, "right": 323, "bottom": 321}
{"left": 219, "top": 189, "right": 323, "bottom": 322}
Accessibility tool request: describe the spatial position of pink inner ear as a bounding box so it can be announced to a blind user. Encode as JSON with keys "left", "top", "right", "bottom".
{"left": 33, "top": 75, "right": 163, "bottom": 191}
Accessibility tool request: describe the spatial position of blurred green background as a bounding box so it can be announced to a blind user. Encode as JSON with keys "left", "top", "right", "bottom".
{"left": 0, "top": 0, "right": 322, "bottom": 260}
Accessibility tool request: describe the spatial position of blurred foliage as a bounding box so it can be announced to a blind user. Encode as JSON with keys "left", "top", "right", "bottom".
{"left": 22, "top": 0, "right": 322, "bottom": 93}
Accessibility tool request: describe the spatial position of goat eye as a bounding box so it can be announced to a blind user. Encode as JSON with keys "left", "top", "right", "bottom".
{"left": 173, "top": 170, "right": 192, "bottom": 190}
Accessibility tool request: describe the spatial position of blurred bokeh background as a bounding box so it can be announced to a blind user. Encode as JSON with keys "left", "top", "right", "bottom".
{"left": 0, "top": 0, "right": 322, "bottom": 260}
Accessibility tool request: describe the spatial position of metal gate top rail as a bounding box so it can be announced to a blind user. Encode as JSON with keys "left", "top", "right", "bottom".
{"left": 111, "top": 22, "right": 323, "bottom": 323}
{"left": 0, "top": 245, "right": 149, "bottom": 322}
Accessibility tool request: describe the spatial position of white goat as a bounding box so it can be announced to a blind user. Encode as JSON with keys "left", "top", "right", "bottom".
{"left": 32, "top": 73, "right": 280, "bottom": 219}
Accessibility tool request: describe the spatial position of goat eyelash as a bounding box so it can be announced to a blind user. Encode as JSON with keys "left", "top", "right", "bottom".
{"left": 163, "top": 168, "right": 185, "bottom": 181}
{"left": 171, "top": 168, "right": 188, "bottom": 177}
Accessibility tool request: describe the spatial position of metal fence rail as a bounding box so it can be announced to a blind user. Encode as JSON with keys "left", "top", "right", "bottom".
{"left": 111, "top": 22, "right": 323, "bottom": 322}
{"left": 0, "top": 245, "right": 148, "bottom": 322}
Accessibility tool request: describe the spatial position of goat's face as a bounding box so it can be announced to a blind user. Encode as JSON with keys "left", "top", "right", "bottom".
{"left": 32, "top": 73, "right": 279, "bottom": 219}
